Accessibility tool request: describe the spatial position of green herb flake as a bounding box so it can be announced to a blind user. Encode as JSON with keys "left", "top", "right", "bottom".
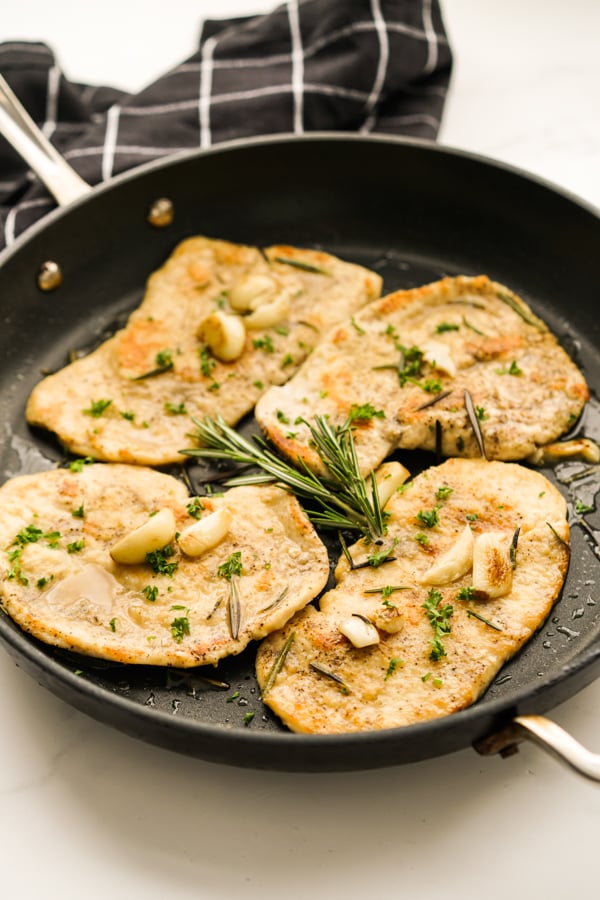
{"left": 252, "top": 335, "right": 275, "bottom": 353}
{"left": 281, "top": 354, "right": 294, "bottom": 368}
{"left": 435, "top": 486, "right": 453, "bottom": 501}
{"left": 347, "top": 403, "right": 386, "bottom": 423}
{"left": 422, "top": 588, "right": 453, "bottom": 662}
{"left": 435, "top": 322, "right": 459, "bottom": 333}
{"left": 575, "top": 499, "right": 595, "bottom": 515}
{"left": 36, "top": 575, "right": 54, "bottom": 589}
{"left": 186, "top": 497, "right": 205, "bottom": 519}
{"left": 243, "top": 712, "right": 255, "bottom": 726}
{"left": 83, "top": 399, "right": 112, "bottom": 417}
{"left": 414, "top": 531, "right": 430, "bottom": 547}
{"left": 165, "top": 401, "right": 187, "bottom": 415}
{"left": 415, "top": 506, "right": 440, "bottom": 529}
{"left": 109, "top": 618, "right": 117, "bottom": 632}
{"left": 385, "top": 657, "right": 403, "bottom": 679}
{"left": 146, "top": 544, "right": 178, "bottom": 576}
{"left": 142, "top": 585, "right": 159, "bottom": 602}
{"left": 199, "top": 346, "right": 217, "bottom": 377}
{"left": 68, "top": 456, "right": 95, "bottom": 472}
{"left": 67, "top": 540, "right": 85, "bottom": 553}
{"left": 170, "top": 610, "right": 191, "bottom": 643}
{"left": 218, "top": 551, "right": 243, "bottom": 580}
{"left": 350, "top": 316, "right": 366, "bottom": 335}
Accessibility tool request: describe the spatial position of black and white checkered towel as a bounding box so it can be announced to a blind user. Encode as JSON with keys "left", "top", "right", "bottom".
{"left": 0, "top": 0, "right": 452, "bottom": 250}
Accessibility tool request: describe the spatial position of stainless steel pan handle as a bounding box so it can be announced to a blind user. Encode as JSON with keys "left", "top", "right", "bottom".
{"left": 475, "top": 714, "right": 600, "bottom": 782}
{"left": 0, "top": 72, "right": 91, "bottom": 206}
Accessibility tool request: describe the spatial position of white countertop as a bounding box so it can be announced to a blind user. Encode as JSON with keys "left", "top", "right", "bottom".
{"left": 1, "top": 3, "right": 599, "bottom": 899}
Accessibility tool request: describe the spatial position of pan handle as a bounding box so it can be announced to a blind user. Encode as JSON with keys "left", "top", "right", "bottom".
{"left": 474, "top": 714, "right": 600, "bottom": 782}
{"left": 0, "top": 73, "right": 91, "bottom": 206}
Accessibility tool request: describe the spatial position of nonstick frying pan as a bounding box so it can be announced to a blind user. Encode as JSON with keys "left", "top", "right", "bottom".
{"left": 1, "top": 75, "right": 599, "bottom": 777}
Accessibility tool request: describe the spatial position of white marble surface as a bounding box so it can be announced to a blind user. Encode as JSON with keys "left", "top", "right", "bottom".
{"left": 0, "top": 3, "right": 599, "bottom": 899}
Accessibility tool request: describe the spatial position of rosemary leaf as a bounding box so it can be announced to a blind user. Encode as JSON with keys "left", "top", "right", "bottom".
{"left": 273, "top": 256, "right": 330, "bottom": 275}
{"left": 184, "top": 414, "right": 385, "bottom": 541}
{"left": 261, "top": 631, "right": 295, "bottom": 695}
{"left": 464, "top": 389, "right": 487, "bottom": 459}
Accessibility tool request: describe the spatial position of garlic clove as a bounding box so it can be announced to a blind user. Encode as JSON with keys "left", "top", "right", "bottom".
{"left": 422, "top": 339, "right": 457, "bottom": 377}
{"left": 373, "top": 461, "right": 411, "bottom": 507}
{"left": 339, "top": 614, "right": 380, "bottom": 648}
{"left": 110, "top": 508, "right": 176, "bottom": 565}
{"left": 178, "top": 507, "right": 233, "bottom": 557}
{"left": 420, "top": 524, "right": 474, "bottom": 585}
{"left": 197, "top": 311, "right": 246, "bottom": 362}
{"left": 229, "top": 273, "right": 277, "bottom": 311}
{"left": 472, "top": 531, "right": 513, "bottom": 599}
{"left": 243, "top": 293, "right": 291, "bottom": 330}
{"left": 527, "top": 438, "right": 600, "bottom": 466}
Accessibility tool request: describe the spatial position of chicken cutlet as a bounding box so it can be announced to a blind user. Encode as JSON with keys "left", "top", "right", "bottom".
{"left": 0, "top": 463, "right": 329, "bottom": 667}
{"left": 254, "top": 275, "right": 589, "bottom": 475}
{"left": 26, "top": 237, "right": 381, "bottom": 466}
{"left": 255, "top": 457, "right": 570, "bottom": 734}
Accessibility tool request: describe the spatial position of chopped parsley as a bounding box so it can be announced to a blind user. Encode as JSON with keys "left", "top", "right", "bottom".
{"left": 199, "top": 346, "right": 217, "bottom": 377}
{"left": 83, "top": 398, "right": 112, "bottom": 417}
{"left": 385, "top": 657, "right": 403, "bottom": 679}
{"left": 68, "top": 456, "right": 94, "bottom": 472}
{"left": 146, "top": 544, "right": 178, "bottom": 576}
{"left": 435, "top": 322, "right": 460, "bottom": 333}
{"left": 67, "top": 540, "right": 85, "bottom": 553}
{"left": 218, "top": 551, "right": 243, "bottom": 580}
{"left": 164, "top": 401, "right": 187, "bottom": 415}
{"left": 252, "top": 335, "right": 275, "bottom": 353}
{"left": 347, "top": 403, "right": 386, "bottom": 423}
{"left": 435, "top": 486, "right": 453, "bottom": 501}
{"left": 186, "top": 497, "right": 205, "bottom": 519}
{"left": 422, "top": 588, "right": 454, "bottom": 661}
{"left": 142, "top": 585, "right": 159, "bottom": 602}
{"left": 170, "top": 607, "right": 190, "bottom": 643}
{"left": 415, "top": 506, "right": 441, "bottom": 529}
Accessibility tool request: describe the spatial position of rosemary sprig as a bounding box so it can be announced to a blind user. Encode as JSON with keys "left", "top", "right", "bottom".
{"left": 184, "top": 414, "right": 387, "bottom": 541}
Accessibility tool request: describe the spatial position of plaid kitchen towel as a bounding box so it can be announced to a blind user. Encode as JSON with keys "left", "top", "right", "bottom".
{"left": 0, "top": 0, "right": 452, "bottom": 249}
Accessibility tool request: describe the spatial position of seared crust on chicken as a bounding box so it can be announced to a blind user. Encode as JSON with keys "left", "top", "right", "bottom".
{"left": 255, "top": 458, "right": 570, "bottom": 734}
{"left": 25, "top": 237, "right": 381, "bottom": 466}
{"left": 0, "top": 464, "right": 329, "bottom": 667}
{"left": 254, "top": 275, "right": 589, "bottom": 475}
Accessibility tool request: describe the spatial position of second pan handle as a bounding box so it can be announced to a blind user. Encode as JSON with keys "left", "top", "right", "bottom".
{"left": 475, "top": 714, "right": 600, "bottom": 783}
{"left": 0, "top": 73, "right": 91, "bottom": 207}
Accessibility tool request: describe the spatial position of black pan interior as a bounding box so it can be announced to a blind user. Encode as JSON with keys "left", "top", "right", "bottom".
{"left": 0, "top": 135, "right": 599, "bottom": 771}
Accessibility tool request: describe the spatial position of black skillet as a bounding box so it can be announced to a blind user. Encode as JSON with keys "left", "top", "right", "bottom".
{"left": 1, "top": 75, "right": 599, "bottom": 776}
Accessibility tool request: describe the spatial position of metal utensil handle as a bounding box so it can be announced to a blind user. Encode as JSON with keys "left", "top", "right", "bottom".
{"left": 475, "top": 714, "right": 600, "bottom": 782}
{"left": 0, "top": 73, "right": 91, "bottom": 206}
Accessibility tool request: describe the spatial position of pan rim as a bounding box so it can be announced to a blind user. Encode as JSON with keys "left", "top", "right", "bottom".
{"left": 1, "top": 131, "right": 599, "bottom": 268}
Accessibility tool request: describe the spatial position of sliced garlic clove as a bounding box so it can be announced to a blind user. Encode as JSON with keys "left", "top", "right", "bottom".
{"left": 229, "top": 273, "right": 277, "bottom": 311}
{"left": 420, "top": 524, "right": 474, "bottom": 585}
{"left": 472, "top": 531, "right": 513, "bottom": 599}
{"left": 373, "top": 461, "right": 411, "bottom": 507}
{"left": 178, "top": 507, "right": 233, "bottom": 557}
{"left": 110, "top": 508, "right": 176, "bottom": 565}
{"left": 422, "top": 339, "right": 457, "bottom": 377}
{"left": 339, "top": 614, "right": 380, "bottom": 648}
{"left": 197, "top": 311, "right": 246, "bottom": 362}
{"left": 244, "top": 293, "right": 291, "bottom": 330}
{"left": 527, "top": 438, "right": 600, "bottom": 466}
